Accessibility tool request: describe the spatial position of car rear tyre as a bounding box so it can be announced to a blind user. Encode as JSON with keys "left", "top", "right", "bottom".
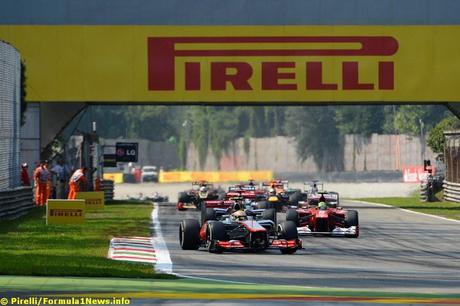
{"left": 256, "top": 201, "right": 269, "bottom": 209}
{"left": 344, "top": 210, "right": 359, "bottom": 238}
{"left": 179, "top": 219, "right": 200, "bottom": 250}
{"left": 178, "top": 192, "right": 190, "bottom": 203}
{"left": 262, "top": 208, "right": 276, "bottom": 224}
{"left": 204, "top": 208, "right": 217, "bottom": 222}
{"left": 207, "top": 221, "right": 227, "bottom": 253}
{"left": 288, "top": 191, "right": 302, "bottom": 206}
{"left": 286, "top": 209, "right": 300, "bottom": 226}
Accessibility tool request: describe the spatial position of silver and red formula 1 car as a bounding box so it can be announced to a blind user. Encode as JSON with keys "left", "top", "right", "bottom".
{"left": 179, "top": 200, "right": 302, "bottom": 254}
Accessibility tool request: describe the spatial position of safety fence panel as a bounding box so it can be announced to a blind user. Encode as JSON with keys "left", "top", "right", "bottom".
{"left": 443, "top": 180, "right": 460, "bottom": 203}
{"left": 445, "top": 132, "right": 460, "bottom": 184}
{"left": 0, "top": 41, "right": 21, "bottom": 191}
{"left": 0, "top": 187, "right": 34, "bottom": 220}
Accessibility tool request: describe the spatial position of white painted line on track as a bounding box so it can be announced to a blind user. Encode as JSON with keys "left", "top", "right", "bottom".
{"left": 172, "top": 273, "right": 255, "bottom": 284}
{"left": 352, "top": 200, "right": 460, "bottom": 224}
{"left": 151, "top": 202, "right": 173, "bottom": 274}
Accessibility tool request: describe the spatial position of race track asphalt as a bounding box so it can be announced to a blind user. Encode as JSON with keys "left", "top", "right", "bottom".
{"left": 157, "top": 200, "right": 460, "bottom": 294}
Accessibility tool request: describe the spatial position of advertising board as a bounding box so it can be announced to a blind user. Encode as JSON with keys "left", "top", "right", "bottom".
{"left": 46, "top": 199, "right": 86, "bottom": 225}
{"left": 1, "top": 26, "right": 459, "bottom": 103}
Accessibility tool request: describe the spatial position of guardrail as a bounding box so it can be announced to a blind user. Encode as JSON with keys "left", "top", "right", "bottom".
{"left": 101, "top": 180, "right": 114, "bottom": 201}
{"left": 0, "top": 187, "right": 34, "bottom": 220}
{"left": 443, "top": 180, "right": 460, "bottom": 202}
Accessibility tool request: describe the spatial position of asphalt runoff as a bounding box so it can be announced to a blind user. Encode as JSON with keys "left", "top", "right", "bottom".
{"left": 159, "top": 199, "right": 460, "bottom": 294}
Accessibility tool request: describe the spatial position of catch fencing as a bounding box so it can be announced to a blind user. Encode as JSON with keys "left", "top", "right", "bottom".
{"left": 0, "top": 41, "right": 21, "bottom": 191}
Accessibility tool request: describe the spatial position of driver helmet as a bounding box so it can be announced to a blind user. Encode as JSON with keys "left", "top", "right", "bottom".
{"left": 318, "top": 201, "right": 327, "bottom": 210}
{"left": 199, "top": 186, "right": 208, "bottom": 192}
{"left": 232, "top": 210, "right": 247, "bottom": 221}
{"left": 269, "top": 187, "right": 276, "bottom": 195}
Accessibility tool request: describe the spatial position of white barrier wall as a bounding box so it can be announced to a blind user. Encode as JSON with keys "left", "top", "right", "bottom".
{"left": 0, "top": 41, "right": 21, "bottom": 190}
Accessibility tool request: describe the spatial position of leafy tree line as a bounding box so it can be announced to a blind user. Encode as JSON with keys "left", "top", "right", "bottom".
{"left": 90, "top": 104, "right": 452, "bottom": 170}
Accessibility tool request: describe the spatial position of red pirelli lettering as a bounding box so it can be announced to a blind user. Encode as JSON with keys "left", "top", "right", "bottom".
{"left": 147, "top": 36, "right": 398, "bottom": 91}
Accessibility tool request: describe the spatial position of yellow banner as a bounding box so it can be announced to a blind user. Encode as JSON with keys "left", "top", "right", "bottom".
{"left": 76, "top": 191, "right": 105, "bottom": 209}
{"left": 46, "top": 199, "right": 85, "bottom": 225}
{"left": 159, "top": 170, "right": 273, "bottom": 183}
{"left": 1, "top": 25, "right": 460, "bottom": 102}
{"left": 103, "top": 173, "right": 124, "bottom": 184}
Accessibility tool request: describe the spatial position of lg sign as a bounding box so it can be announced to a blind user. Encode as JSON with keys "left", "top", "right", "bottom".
{"left": 115, "top": 142, "right": 138, "bottom": 162}
{"left": 147, "top": 36, "right": 398, "bottom": 92}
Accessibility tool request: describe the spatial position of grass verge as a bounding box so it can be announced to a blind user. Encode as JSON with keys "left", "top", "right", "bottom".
{"left": 357, "top": 194, "right": 460, "bottom": 221}
{"left": 0, "top": 201, "right": 173, "bottom": 278}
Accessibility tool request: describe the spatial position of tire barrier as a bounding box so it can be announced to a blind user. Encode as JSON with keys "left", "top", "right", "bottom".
{"left": 0, "top": 187, "right": 34, "bottom": 220}
{"left": 420, "top": 176, "right": 444, "bottom": 202}
{"left": 443, "top": 180, "right": 460, "bottom": 203}
{"left": 101, "top": 180, "right": 114, "bottom": 201}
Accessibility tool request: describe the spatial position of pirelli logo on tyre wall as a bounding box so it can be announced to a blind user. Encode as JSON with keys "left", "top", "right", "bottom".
{"left": 147, "top": 36, "right": 398, "bottom": 92}
{"left": 1, "top": 26, "right": 460, "bottom": 102}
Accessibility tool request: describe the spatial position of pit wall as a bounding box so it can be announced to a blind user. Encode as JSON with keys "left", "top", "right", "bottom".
{"left": 185, "top": 134, "right": 435, "bottom": 172}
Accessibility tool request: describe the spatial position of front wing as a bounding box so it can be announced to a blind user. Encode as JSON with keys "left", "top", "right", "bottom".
{"left": 297, "top": 226, "right": 358, "bottom": 236}
{"left": 216, "top": 239, "right": 301, "bottom": 250}
{"left": 176, "top": 202, "right": 197, "bottom": 210}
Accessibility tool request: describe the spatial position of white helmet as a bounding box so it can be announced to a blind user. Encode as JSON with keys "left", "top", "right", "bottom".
{"left": 232, "top": 210, "right": 247, "bottom": 220}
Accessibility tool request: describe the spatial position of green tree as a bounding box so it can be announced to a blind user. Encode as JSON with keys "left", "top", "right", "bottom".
{"left": 334, "top": 106, "right": 384, "bottom": 136}
{"left": 285, "top": 107, "right": 343, "bottom": 172}
{"left": 427, "top": 116, "right": 460, "bottom": 153}
{"left": 393, "top": 105, "right": 449, "bottom": 135}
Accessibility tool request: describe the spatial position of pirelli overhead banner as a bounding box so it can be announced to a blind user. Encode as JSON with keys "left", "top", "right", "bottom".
{"left": 1, "top": 25, "right": 460, "bottom": 103}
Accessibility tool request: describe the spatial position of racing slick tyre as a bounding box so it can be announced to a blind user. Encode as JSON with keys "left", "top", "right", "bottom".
{"left": 344, "top": 210, "right": 359, "bottom": 238}
{"left": 256, "top": 201, "right": 270, "bottom": 209}
{"left": 262, "top": 208, "right": 277, "bottom": 224}
{"left": 286, "top": 209, "right": 300, "bottom": 226}
{"left": 179, "top": 219, "right": 201, "bottom": 250}
{"left": 288, "top": 191, "right": 302, "bottom": 206}
{"left": 204, "top": 208, "right": 217, "bottom": 222}
{"left": 178, "top": 192, "right": 190, "bottom": 203}
{"left": 206, "top": 221, "right": 227, "bottom": 253}
{"left": 277, "top": 221, "right": 299, "bottom": 254}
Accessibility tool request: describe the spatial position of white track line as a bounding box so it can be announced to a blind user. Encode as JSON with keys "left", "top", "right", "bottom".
{"left": 352, "top": 200, "right": 460, "bottom": 224}
{"left": 151, "top": 202, "right": 173, "bottom": 273}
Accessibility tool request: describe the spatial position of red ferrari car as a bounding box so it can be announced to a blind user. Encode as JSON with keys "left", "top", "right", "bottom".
{"left": 286, "top": 204, "right": 359, "bottom": 238}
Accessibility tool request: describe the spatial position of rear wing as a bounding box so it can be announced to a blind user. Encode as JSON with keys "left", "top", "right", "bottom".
{"left": 304, "top": 180, "right": 324, "bottom": 192}
{"left": 262, "top": 180, "right": 289, "bottom": 188}
{"left": 192, "top": 181, "right": 214, "bottom": 190}
{"left": 203, "top": 200, "right": 234, "bottom": 209}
